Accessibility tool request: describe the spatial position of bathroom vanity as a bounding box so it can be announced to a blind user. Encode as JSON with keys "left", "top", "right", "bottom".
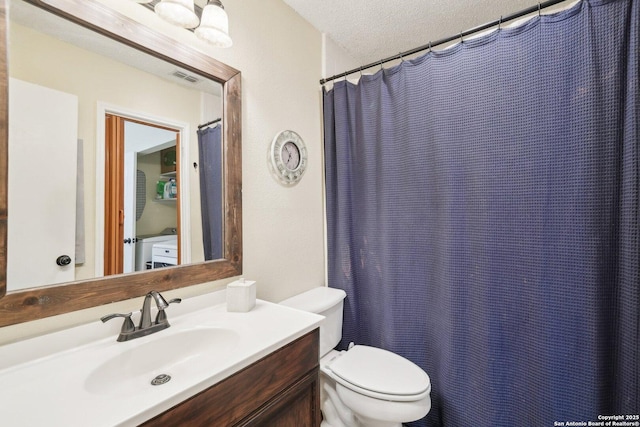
{"left": 0, "top": 291, "right": 322, "bottom": 426}
{"left": 142, "top": 330, "right": 320, "bottom": 426}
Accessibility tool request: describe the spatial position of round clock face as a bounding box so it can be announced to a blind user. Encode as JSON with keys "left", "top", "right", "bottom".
{"left": 281, "top": 141, "right": 301, "bottom": 171}
{"left": 269, "top": 130, "right": 307, "bottom": 186}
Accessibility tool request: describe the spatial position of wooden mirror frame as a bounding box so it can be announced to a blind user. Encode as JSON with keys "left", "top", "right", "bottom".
{"left": 0, "top": 0, "right": 242, "bottom": 327}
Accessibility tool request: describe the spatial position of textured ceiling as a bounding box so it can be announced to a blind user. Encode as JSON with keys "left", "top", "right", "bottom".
{"left": 281, "top": 0, "right": 546, "bottom": 65}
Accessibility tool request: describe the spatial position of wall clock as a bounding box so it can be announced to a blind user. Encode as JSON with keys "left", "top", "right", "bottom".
{"left": 269, "top": 130, "right": 308, "bottom": 186}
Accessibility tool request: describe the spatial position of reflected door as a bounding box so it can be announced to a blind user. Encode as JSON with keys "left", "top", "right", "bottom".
{"left": 7, "top": 78, "right": 78, "bottom": 290}
{"left": 105, "top": 115, "right": 181, "bottom": 276}
{"left": 123, "top": 151, "right": 137, "bottom": 273}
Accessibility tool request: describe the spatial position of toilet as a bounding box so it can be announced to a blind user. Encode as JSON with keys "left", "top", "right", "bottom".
{"left": 280, "top": 287, "right": 431, "bottom": 427}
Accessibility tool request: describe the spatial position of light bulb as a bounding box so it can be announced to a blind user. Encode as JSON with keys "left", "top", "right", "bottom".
{"left": 155, "top": 0, "right": 199, "bottom": 29}
{"left": 195, "top": 0, "right": 232, "bottom": 48}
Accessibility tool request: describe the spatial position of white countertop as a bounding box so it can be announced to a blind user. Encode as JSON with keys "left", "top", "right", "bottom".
{"left": 0, "top": 290, "right": 323, "bottom": 427}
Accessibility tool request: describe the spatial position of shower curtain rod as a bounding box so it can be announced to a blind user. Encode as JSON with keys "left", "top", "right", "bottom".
{"left": 319, "top": 0, "right": 574, "bottom": 85}
{"left": 198, "top": 118, "right": 221, "bottom": 129}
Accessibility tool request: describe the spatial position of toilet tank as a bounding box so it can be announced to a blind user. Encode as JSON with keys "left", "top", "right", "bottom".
{"left": 280, "top": 287, "right": 346, "bottom": 357}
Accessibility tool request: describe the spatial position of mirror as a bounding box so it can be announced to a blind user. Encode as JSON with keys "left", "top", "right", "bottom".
{"left": 0, "top": 0, "right": 242, "bottom": 327}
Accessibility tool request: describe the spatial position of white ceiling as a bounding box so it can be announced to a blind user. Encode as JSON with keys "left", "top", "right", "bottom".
{"left": 281, "top": 0, "right": 550, "bottom": 65}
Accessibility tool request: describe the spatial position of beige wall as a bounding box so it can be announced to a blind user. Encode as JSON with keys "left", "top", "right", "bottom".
{"left": 1, "top": 0, "right": 325, "bottom": 343}
{"left": 221, "top": 0, "right": 325, "bottom": 302}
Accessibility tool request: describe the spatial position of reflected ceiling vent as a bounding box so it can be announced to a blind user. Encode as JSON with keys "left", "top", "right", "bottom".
{"left": 171, "top": 70, "right": 200, "bottom": 83}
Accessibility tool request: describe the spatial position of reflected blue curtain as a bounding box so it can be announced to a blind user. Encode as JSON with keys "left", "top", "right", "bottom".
{"left": 323, "top": 1, "right": 639, "bottom": 426}
{"left": 197, "top": 125, "right": 223, "bottom": 260}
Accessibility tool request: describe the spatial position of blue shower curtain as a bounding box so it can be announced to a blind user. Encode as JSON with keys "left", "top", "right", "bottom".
{"left": 197, "top": 125, "right": 223, "bottom": 260}
{"left": 323, "top": 1, "right": 639, "bottom": 426}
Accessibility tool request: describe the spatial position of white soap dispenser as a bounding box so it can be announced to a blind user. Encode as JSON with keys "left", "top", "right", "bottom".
{"left": 226, "top": 278, "right": 257, "bottom": 312}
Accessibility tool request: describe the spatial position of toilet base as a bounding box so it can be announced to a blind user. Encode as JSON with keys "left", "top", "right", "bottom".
{"left": 336, "top": 382, "right": 431, "bottom": 427}
{"left": 319, "top": 352, "right": 430, "bottom": 427}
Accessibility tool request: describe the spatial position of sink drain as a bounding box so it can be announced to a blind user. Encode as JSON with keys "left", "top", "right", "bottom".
{"left": 151, "top": 374, "right": 171, "bottom": 386}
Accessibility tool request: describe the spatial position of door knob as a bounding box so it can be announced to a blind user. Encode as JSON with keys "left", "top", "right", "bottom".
{"left": 56, "top": 255, "right": 72, "bottom": 266}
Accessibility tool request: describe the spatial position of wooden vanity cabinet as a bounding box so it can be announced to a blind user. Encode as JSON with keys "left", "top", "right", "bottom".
{"left": 141, "top": 329, "right": 320, "bottom": 427}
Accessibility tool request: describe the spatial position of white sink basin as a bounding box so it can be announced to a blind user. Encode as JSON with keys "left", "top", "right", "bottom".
{"left": 0, "top": 290, "right": 323, "bottom": 427}
{"left": 85, "top": 327, "right": 239, "bottom": 395}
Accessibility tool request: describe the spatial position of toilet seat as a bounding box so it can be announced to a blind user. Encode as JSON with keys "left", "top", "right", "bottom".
{"left": 324, "top": 345, "right": 431, "bottom": 402}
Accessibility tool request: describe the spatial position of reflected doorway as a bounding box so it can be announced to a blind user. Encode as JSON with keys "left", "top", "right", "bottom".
{"left": 104, "top": 114, "right": 181, "bottom": 276}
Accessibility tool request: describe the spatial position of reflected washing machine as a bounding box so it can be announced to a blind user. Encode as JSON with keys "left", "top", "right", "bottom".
{"left": 151, "top": 241, "right": 178, "bottom": 268}
{"left": 135, "top": 231, "right": 177, "bottom": 271}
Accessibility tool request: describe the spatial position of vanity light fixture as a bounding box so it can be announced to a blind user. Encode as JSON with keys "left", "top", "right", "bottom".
{"left": 134, "top": 0, "right": 232, "bottom": 47}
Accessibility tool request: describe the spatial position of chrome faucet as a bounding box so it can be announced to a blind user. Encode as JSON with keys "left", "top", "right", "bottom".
{"left": 140, "top": 290, "right": 169, "bottom": 329}
{"left": 101, "top": 291, "right": 181, "bottom": 342}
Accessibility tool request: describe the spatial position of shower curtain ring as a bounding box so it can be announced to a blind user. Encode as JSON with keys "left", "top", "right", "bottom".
{"left": 429, "top": 41, "right": 432, "bottom": 53}
{"left": 380, "top": 60, "right": 384, "bottom": 71}
{"left": 538, "top": 2, "right": 542, "bottom": 16}
{"left": 359, "top": 66, "right": 363, "bottom": 77}
{"left": 399, "top": 52, "right": 404, "bottom": 62}
{"left": 459, "top": 31, "right": 463, "bottom": 44}
{"left": 498, "top": 16, "right": 502, "bottom": 30}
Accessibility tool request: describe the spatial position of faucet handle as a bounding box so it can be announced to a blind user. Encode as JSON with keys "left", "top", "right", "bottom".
{"left": 101, "top": 312, "right": 135, "bottom": 334}
{"left": 155, "top": 298, "right": 182, "bottom": 325}
{"left": 148, "top": 290, "right": 169, "bottom": 309}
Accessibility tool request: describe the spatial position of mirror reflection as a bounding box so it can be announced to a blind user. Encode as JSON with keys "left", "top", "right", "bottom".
{"left": 6, "top": 0, "right": 225, "bottom": 292}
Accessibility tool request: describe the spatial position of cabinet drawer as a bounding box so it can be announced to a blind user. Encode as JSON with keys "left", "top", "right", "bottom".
{"left": 152, "top": 246, "right": 178, "bottom": 258}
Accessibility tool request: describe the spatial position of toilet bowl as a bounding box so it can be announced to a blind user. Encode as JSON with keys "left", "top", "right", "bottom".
{"left": 280, "top": 287, "right": 431, "bottom": 427}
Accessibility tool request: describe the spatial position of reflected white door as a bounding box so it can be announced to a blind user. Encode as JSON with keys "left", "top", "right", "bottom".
{"left": 123, "top": 152, "right": 136, "bottom": 274}
{"left": 7, "top": 78, "right": 78, "bottom": 290}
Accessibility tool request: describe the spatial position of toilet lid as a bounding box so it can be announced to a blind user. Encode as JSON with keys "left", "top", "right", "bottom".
{"left": 328, "top": 345, "right": 430, "bottom": 399}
